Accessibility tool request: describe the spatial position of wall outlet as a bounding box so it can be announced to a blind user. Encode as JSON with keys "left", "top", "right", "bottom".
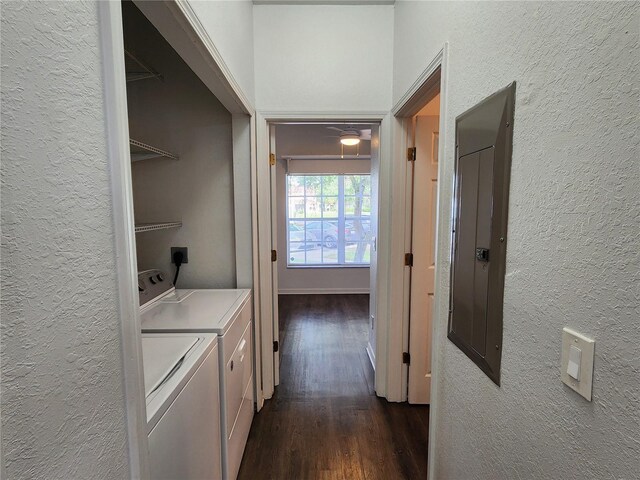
{"left": 170, "top": 247, "right": 188, "bottom": 264}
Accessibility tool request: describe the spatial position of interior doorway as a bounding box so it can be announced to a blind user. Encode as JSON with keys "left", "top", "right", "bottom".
{"left": 389, "top": 46, "right": 448, "bottom": 480}
{"left": 407, "top": 92, "right": 440, "bottom": 404}
{"left": 269, "top": 121, "right": 379, "bottom": 385}
{"left": 268, "top": 121, "right": 381, "bottom": 390}
{"left": 391, "top": 62, "right": 445, "bottom": 407}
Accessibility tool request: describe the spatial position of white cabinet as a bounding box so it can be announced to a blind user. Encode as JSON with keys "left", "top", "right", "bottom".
{"left": 219, "top": 296, "right": 254, "bottom": 480}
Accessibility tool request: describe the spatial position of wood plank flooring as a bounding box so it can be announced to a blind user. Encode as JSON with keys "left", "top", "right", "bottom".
{"left": 238, "top": 294, "right": 429, "bottom": 480}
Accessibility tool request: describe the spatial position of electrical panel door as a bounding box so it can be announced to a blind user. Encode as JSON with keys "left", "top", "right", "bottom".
{"left": 448, "top": 83, "right": 516, "bottom": 385}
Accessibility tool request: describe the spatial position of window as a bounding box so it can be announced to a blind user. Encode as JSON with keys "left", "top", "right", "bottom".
{"left": 287, "top": 174, "right": 371, "bottom": 266}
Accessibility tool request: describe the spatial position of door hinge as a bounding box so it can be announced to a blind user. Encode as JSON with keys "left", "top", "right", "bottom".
{"left": 407, "top": 147, "right": 416, "bottom": 162}
{"left": 403, "top": 352, "right": 411, "bottom": 365}
{"left": 404, "top": 253, "right": 413, "bottom": 267}
{"left": 273, "top": 340, "right": 279, "bottom": 352}
{"left": 271, "top": 249, "right": 277, "bottom": 262}
{"left": 269, "top": 153, "right": 276, "bottom": 166}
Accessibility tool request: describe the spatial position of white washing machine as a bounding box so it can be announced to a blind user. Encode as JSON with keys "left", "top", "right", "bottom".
{"left": 139, "top": 270, "right": 254, "bottom": 480}
{"left": 142, "top": 332, "right": 222, "bottom": 480}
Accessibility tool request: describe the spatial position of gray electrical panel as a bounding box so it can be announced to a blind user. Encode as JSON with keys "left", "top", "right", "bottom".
{"left": 448, "top": 83, "right": 516, "bottom": 386}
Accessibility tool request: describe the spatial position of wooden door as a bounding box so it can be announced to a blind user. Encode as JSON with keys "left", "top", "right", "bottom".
{"left": 408, "top": 115, "right": 439, "bottom": 404}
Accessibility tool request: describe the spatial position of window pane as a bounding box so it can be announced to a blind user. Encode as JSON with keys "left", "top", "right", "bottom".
{"left": 305, "top": 196, "right": 323, "bottom": 218}
{"left": 322, "top": 175, "right": 339, "bottom": 196}
{"left": 362, "top": 177, "right": 371, "bottom": 196}
{"left": 323, "top": 246, "right": 338, "bottom": 264}
{"left": 304, "top": 176, "right": 322, "bottom": 196}
{"left": 344, "top": 196, "right": 358, "bottom": 216}
{"left": 345, "top": 242, "right": 370, "bottom": 263}
{"left": 345, "top": 219, "right": 370, "bottom": 243}
{"left": 344, "top": 175, "right": 357, "bottom": 195}
{"left": 288, "top": 242, "right": 306, "bottom": 264}
{"left": 304, "top": 244, "right": 324, "bottom": 264}
{"left": 288, "top": 197, "right": 305, "bottom": 218}
{"left": 344, "top": 196, "right": 371, "bottom": 217}
{"left": 362, "top": 196, "right": 371, "bottom": 215}
{"left": 344, "top": 175, "right": 370, "bottom": 196}
{"left": 288, "top": 176, "right": 305, "bottom": 196}
{"left": 322, "top": 196, "right": 338, "bottom": 218}
{"left": 323, "top": 220, "right": 338, "bottom": 248}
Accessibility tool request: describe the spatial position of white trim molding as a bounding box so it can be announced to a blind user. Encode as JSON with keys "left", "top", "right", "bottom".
{"left": 427, "top": 42, "right": 449, "bottom": 480}
{"left": 258, "top": 111, "right": 389, "bottom": 122}
{"left": 366, "top": 343, "right": 376, "bottom": 372}
{"left": 392, "top": 47, "right": 445, "bottom": 116}
{"left": 98, "top": 2, "right": 149, "bottom": 478}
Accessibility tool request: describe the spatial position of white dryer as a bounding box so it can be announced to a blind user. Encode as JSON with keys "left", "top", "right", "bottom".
{"left": 139, "top": 270, "right": 254, "bottom": 480}
{"left": 142, "top": 333, "right": 222, "bottom": 480}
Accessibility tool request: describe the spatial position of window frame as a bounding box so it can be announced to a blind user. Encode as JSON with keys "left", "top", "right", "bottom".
{"left": 285, "top": 174, "right": 372, "bottom": 268}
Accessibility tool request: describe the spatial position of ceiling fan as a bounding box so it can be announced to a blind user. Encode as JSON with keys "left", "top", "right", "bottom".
{"left": 326, "top": 126, "right": 372, "bottom": 145}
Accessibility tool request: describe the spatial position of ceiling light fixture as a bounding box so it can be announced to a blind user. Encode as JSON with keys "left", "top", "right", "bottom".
{"left": 340, "top": 132, "right": 361, "bottom": 146}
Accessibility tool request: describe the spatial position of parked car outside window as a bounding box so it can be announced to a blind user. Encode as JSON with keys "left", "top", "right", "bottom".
{"left": 305, "top": 221, "right": 339, "bottom": 248}
{"left": 288, "top": 223, "right": 315, "bottom": 249}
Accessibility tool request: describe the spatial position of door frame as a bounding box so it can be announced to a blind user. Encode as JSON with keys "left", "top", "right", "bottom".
{"left": 98, "top": 3, "right": 149, "bottom": 477}
{"left": 390, "top": 44, "right": 449, "bottom": 480}
{"left": 254, "top": 111, "right": 392, "bottom": 400}
{"left": 99, "top": 2, "right": 255, "bottom": 477}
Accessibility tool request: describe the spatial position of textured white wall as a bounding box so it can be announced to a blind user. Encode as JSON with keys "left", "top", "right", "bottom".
{"left": 254, "top": 4, "right": 394, "bottom": 112}
{"left": 188, "top": 0, "right": 255, "bottom": 107}
{"left": 124, "top": 2, "right": 237, "bottom": 289}
{"left": 394, "top": 2, "right": 640, "bottom": 479}
{"left": 1, "top": 2, "right": 130, "bottom": 479}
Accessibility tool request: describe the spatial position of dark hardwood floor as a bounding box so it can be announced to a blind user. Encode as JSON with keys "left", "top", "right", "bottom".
{"left": 237, "top": 294, "right": 429, "bottom": 480}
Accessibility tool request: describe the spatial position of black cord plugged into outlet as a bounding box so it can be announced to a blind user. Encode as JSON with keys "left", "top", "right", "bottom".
{"left": 173, "top": 251, "right": 184, "bottom": 287}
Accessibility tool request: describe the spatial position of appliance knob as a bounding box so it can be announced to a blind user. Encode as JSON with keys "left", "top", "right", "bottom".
{"left": 157, "top": 273, "right": 164, "bottom": 282}
{"left": 149, "top": 276, "right": 156, "bottom": 285}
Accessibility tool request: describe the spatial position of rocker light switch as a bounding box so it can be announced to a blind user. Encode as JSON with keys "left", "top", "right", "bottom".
{"left": 561, "top": 328, "right": 595, "bottom": 401}
{"left": 567, "top": 345, "right": 581, "bottom": 379}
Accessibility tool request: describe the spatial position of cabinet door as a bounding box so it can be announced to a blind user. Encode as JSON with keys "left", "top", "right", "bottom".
{"left": 225, "top": 322, "right": 254, "bottom": 480}
{"left": 448, "top": 83, "right": 516, "bottom": 385}
{"left": 226, "top": 321, "right": 252, "bottom": 439}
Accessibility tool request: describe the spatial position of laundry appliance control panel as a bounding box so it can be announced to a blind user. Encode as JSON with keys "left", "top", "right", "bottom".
{"left": 138, "top": 269, "right": 173, "bottom": 307}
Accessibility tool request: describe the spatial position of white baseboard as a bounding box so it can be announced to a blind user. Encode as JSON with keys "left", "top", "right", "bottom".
{"left": 366, "top": 343, "right": 376, "bottom": 371}
{"left": 278, "top": 288, "right": 370, "bottom": 295}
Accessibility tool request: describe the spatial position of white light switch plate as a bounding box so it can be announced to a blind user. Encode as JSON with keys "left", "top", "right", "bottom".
{"left": 561, "top": 328, "right": 595, "bottom": 401}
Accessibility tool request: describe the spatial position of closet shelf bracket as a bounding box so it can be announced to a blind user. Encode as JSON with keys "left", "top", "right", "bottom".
{"left": 129, "top": 139, "right": 179, "bottom": 162}
{"left": 125, "top": 49, "right": 163, "bottom": 83}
